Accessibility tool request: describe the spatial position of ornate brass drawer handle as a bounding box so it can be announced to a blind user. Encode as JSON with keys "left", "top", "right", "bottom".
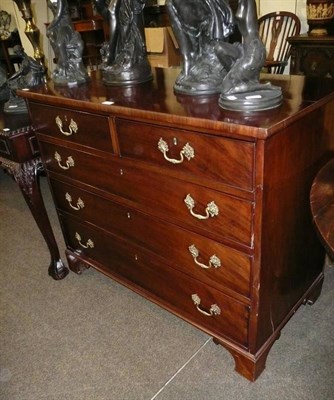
{"left": 188, "top": 245, "right": 221, "bottom": 269}
{"left": 158, "top": 138, "right": 195, "bottom": 164}
{"left": 54, "top": 152, "right": 75, "bottom": 170}
{"left": 65, "top": 193, "right": 84, "bottom": 211}
{"left": 184, "top": 194, "right": 219, "bottom": 220}
{"left": 55, "top": 116, "right": 78, "bottom": 136}
{"left": 191, "top": 294, "right": 221, "bottom": 317}
{"left": 75, "top": 232, "right": 94, "bottom": 249}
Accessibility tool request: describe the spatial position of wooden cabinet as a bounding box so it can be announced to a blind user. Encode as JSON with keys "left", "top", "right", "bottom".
{"left": 288, "top": 33, "right": 334, "bottom": 78}
{"left": 19, "top": 70, "right": 334, "bottom": 381}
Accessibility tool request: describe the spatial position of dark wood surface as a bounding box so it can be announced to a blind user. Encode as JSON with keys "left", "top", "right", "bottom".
{"left": 0, "top": 103, "right": 68, "bottom": 279}
{"left": 19, "top": 69, "right": 334, "bottom": 381}
{"left": 288, "top": 33, "right": 334, "bottom": 78}
{"left": 19, "top": 69, "right": 334, "bottom": 138}
{"left": 311, "top": 158, "right": 334, "bottom": 260}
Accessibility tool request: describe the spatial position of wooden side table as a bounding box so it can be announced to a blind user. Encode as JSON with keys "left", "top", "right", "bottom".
{"left": 310, "top": 159, "right": 334, "bottom": 260}
{"left": 288, "top": 33, "right": 334, "bottom": 78}
{"left": 0, "top": 104, "right": 68, "bottom": 280}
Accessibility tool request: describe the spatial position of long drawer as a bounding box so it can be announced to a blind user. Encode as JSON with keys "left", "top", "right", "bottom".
{"left": 40, "top": 142, "right": 254, "bottom": 247}
{"left": 29, "top": 103, "right": 114, "bottom": 153}
{"left": 51, "top": 178, "right": 252, "bottom": 297}
{"left": 116, "top": 119, "right": 255, "bottom": 191}
{"left": 60, "top": 214, "right": 250, "bottom": 347}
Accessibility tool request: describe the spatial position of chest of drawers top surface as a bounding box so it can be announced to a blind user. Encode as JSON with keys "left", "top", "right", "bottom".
{"left": 19, "top": 69, "right": 334, "bottom": 139}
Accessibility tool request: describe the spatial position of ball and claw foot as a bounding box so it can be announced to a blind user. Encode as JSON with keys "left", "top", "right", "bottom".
{"left": 48, "top": 259, "right": 69, "bottom": 280}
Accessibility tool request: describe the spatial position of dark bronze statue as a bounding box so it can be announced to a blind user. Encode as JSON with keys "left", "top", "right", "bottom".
{"left": 4, "top": 45, "right": 45, "bottom": 113}
{"left": 166, "top": 0, "right": 235, "bottom": 95}
{"left": 94, "top": 0, "right": 152, "bottom": 85}
{"left": 167, "top": 0, "right": 282, "bottom": 111}
{"left": 47, "top": 0, "right": 89, "bottom": 86}
{"left": 0, "top": 66, "right": 9, "bottom": 102}
{"left": 218, "top": 0, "right": 282, "bottom": 111}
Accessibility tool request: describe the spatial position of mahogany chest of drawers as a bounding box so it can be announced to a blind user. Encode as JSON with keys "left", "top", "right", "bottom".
{"left": 20, "top": 70, "right": 334, "bottom": 381}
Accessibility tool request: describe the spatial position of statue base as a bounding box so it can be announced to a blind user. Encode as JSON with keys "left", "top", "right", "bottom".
{"left": 173, "top": 52, "right": 228, "bottom": 96}
{"left": 52, "top": 75, "right": 90, "bottom": 87}
{"left": 174, "top": 78, "right": 222, "bottom": 96}
{"left": 52, "top": 64, "right": 90, "bottom": 87}
{"left": 4, "top": 97, "right": 28, "bottom": 114}
{"left": 101, "top": 60, "right": 153, "bottom": 86}
{"left": 219, "top": 87, "right": 283, "bottom": 112}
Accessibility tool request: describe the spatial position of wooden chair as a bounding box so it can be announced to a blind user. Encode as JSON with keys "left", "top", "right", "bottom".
{"left": 258, "top": 11, "right": 301, "bottom": 74}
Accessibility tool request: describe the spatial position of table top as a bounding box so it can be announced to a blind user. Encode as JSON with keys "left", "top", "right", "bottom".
{"left": 288, "top": 33, "right": 334, "bottom": 44}
{"left": 310, "top": 159, "right": 334, "bottom": 260}
{"left": 18, "top": 69, "right": 334, "bottom": 141}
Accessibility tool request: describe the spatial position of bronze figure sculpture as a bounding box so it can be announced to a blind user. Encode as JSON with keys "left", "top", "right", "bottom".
{"left": 167, "top": 0, "right": 282, "bottom": 111}
{"left": 47, "top": 0, "right": 89, "bottom": 86}
{"left": 4, "top": 45, "right": 45, "bottom": 113}
{"left": 95, "top": 0, "right": 152, "bottom": 85}
{"left": 0, "top": 66, "right": 9, "bottom": 102}
{"left": 218, "top": 0, "right": 282, "bottom": 111}
{"left": 166, "top": 0, "right": 235, "bottom": 95}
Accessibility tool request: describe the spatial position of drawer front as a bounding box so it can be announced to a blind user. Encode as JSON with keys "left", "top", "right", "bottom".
{"left": 41, "top": 143, "right": 253, "bottom": 246}
{"left": 61, "top": 215, "right": 249, "bottom": 346}
{"left": 116, "top": 119, "right": 255, "bottom": 191}
{"left": 29, "top": 103, "right": 114, "bottom": 153}
{"left": 51, "top": 179, "right": 251, "bottom": 297}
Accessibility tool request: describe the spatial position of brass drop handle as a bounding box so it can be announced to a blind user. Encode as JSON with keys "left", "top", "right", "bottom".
{"left": 75, "top": 232, "right": 94, "bottom": 249}
{"left": 184, "top": 194, "right": 219, "bottom": 220}
{"left": 55, "top": 116, "right": 78, "bottom": 136}
{"left": 191, "top": 294, "right": 221, "bottom": 317}
{"left": 54, "top": 152, "right": 75, "bottom": 170}
{"left": 65, "top": 192, "right": 84, "bottom": 211}
{"left": 158, "top": 138, "right": 195, "bottom": 164}
{"left": 188, "top": 245, "right": 221, "bottom": 269}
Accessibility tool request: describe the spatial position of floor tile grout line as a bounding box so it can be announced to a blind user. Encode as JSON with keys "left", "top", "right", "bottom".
{"left": 149, "top": 337, "right": 213, "bottom": 400}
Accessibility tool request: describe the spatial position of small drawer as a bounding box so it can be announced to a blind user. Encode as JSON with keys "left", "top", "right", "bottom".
{"left": 50, "top": 179, "right": 252, "bottom": 297}
{"left": 61, "top": 215, "right": 249, "bottom": 346}
{"left": 29, "top": 103, "right": 114, "bottom": 153}
{"left": 41, "top": 143, "right": 253, "bottom": 246}
{"left": 116, "top": 119, "right": 255, "bottom": 191}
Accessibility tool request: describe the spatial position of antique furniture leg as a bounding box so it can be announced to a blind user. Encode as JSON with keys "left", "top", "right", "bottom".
{"left": 66, "top": 250, "right": 91, "bottom": 275}
{"left": 212, "top": 338, "right": 276, "bottom": 381}
{"left": 0, "top": 156, "right": 69, "bottom": 280}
